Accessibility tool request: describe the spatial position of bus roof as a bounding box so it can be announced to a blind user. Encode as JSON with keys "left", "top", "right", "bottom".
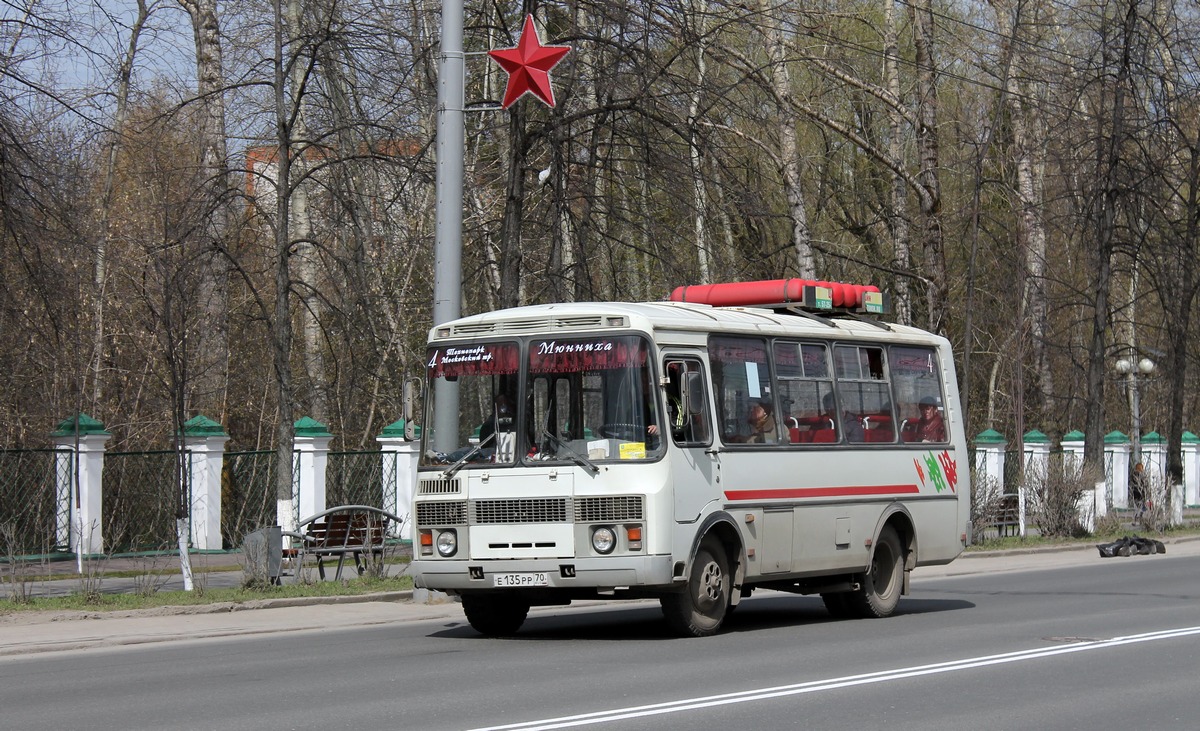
{"left": 428, "top": 300, "right": 945, "bottom": 346}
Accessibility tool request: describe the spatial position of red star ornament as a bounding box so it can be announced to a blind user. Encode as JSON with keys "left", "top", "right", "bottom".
{"left": 488, "top": 14, "right": 571, "bottom": 109}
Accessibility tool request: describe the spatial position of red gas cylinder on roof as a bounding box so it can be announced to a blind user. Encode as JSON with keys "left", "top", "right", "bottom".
{"left": 669, "top": 278, "right": 879, "bottom": 309}
{"left": 669, "top": 279, "right": 809, "bottom": 307}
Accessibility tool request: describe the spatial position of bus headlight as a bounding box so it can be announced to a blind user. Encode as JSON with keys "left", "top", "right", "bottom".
{"left": 436, "top": 529, "right": 458, "bottom": 557}
{"left": 591, "top": 526, "right": 616, "bottom": 554}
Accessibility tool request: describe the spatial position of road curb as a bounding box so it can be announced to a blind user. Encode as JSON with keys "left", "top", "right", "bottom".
{"left": 961, "top": 533, "right": 1200, "bottom": 559}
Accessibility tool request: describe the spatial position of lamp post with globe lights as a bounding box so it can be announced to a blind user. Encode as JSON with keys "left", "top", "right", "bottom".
{"left": 1114, "top": 354, "right": 1156, "bottom": 467}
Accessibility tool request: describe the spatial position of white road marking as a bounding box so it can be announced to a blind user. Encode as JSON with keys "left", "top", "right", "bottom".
{"left": 470, "top": 625, "right": 1200, "bottom": 731}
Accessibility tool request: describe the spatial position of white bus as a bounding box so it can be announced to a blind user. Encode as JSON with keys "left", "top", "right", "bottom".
{"left": 411, "top": 279, "right": 970, "bottom": 637}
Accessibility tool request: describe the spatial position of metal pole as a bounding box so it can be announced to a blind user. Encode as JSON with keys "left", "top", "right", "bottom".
{"left": 1128, "top": 371, "right": 1141, "bottom": 467}
{"left": 433, "top": 0, "right": 464, "bottom": 451}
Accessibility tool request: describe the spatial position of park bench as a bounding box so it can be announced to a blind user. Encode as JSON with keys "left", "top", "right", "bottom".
{"left": 994, "top": 493, "right": 1022, "bottom": 537}
{"left": 282, "top": 505, "right": 403, "bottom": 581}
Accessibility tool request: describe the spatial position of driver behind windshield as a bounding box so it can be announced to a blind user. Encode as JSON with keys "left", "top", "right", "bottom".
{"left": 478, "top": 393, "right": 515, "bottom": 445}
{"left": 442, "top": 392, "right": 515, "bottom": 463}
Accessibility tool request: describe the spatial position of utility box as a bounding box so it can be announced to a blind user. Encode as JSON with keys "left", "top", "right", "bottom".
{"left": 243, "top": 526, "right": 283, "bottom": 584}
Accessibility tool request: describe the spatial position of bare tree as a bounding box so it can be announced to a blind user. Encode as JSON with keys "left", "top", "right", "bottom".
{"left": 177, "top": 0, "right": 232, "bottom": 421}
{"left": 1083, "top": 0, "right": 1141, "bottom": 476}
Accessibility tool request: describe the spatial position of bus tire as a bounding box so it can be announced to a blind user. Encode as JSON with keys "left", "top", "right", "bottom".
{"left": 461, "top": 593, "right": 530, "bottom": 636}
{"left": 845, "top": 525, "right": 904, "bottom": 619}
{"left": 661, "top": 538, "right": 730, "bottom": 637}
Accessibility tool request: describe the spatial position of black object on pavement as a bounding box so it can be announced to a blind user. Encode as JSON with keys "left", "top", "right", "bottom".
{"left": 1096, "top": 535, "right": 1166, "bottom": 558}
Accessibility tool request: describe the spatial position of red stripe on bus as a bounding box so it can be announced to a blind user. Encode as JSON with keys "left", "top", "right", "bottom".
{"left": 723, "top": 484, "right": 922, "bottom": 500}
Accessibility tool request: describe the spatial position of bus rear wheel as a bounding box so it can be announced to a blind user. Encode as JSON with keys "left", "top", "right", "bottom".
{"left": 461, "top": 593, "right": 530, "bottom": 636}
{"left": 661, "top": 538, "right": 730, "bottom": 637}
{"left": 845, "top": 525, "right": 904, "bottom": 619}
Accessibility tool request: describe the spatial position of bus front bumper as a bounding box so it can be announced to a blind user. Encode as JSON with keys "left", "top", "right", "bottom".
{"left": 410, "top": 554, "right": 677, "bottom": 592}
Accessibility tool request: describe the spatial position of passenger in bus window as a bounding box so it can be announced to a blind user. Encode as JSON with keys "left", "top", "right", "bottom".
{"left": 739, "top": 399, "right": 778, "bottom": 443}
{"left": 823, "top": 393, "right": 864, "bottom": 442}
{"left": 914, "top": 396, "right": 946, "bottom": 442}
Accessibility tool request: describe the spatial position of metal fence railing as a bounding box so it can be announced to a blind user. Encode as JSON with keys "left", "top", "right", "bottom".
{"left": 2, "top": 444, "right": 409, "bottom": 555}
{"left": 327, "top": 450, "right": 386, "bottom": 508}
{"left": 222, "top": 450, "right": 278, "bottom": 550}
{"left": 102, "top": 450, "right": 191, "bottom": 553}
{"left": 0, "top": 449, "right": 69, "bottom": 557}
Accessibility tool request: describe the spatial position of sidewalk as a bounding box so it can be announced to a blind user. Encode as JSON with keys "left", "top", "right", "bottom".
{"left": 0, "top": 595, "right": 461, "bottom": 657}
{"left": 2, "top": 536, "right": 1198, "bottom": 658}
{"left": 3, "top": 542, "right": 414, "bottom": 598}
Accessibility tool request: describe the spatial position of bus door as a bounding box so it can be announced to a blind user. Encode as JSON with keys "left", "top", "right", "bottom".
{"left": 663, "top": 357, "right": 717, "bottom": 522}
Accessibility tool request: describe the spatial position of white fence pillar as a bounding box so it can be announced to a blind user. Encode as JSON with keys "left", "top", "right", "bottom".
{"left": 52, "top": 414, "right": 110, "bottom": 555}
{"left": 1022, "top": 429, "right": 1052, "bottom": 485}
{"left": 1105, "top": 432, "right": 1131, "bottom": 509}
{"left": 292, "top": 417, "right": 332, "bottom": 524}
{"left": 1182, "top": 432, "right": 1200, "bottom": 507}
{"left": 973, "top": 429, "right": 1006, "bottom": 490}
{"left": 1060, "top": 431, "right": 1085, "bottom": 475}
{"left": 377, "top": 418, "right": 420, "bottom": 539}
{"left": 179, "top": 415, "right": 229, "bottom": 550}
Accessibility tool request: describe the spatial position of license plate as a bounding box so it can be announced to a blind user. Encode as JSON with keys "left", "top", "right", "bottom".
{"left": 493, "top": 572, "right": 549, "bottom": 587}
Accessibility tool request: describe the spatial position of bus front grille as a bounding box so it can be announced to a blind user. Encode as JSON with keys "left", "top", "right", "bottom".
{"left": 418, "top": 477, "right": 462, "bottom": 495}
{"left": 575, "top": 496, "right": 645, "bottom": 522}
{"left": 416, "top": 501, "right": 467, "bottom": 526}
{"left": 471, "top": 498, "right": 569, "bottom": 524}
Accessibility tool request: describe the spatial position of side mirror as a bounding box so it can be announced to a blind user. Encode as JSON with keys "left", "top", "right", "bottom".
{"left": 684, "top": 371, "right": 704, "bottom": 415}
{"left": 403, "top": 378, "right": 421, "bottom": 441}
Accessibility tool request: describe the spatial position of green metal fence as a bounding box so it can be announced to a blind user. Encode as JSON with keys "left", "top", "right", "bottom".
{"left": 102, "top": 450, "right": 190, "bottom": 553}
{"left": 0, "top": 449, "right": 70, "bottom": 557}
{"left": 327, "top": 450, "right": 387, "bottom": 508}
{"left": 222, "top": 450, "right": 278, "bottom": 550}
{"left": 2, "top": 446, "right": 403, "bottom": 555}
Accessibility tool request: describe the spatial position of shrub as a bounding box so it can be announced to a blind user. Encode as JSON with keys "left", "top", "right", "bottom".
{"left": 1026, "top": 455, "right": 1097, "bottom": 538}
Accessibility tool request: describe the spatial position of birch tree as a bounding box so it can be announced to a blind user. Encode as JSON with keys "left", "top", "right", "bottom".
{"left": 176, "top": 0, "right": 232, "bottom": 421}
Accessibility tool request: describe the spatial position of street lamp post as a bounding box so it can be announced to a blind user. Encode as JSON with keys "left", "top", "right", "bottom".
{"left": 1114, "top": 355, "right": 1156, "bottom": 466}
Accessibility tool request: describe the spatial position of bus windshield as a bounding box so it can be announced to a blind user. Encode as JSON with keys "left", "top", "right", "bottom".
{"left": 420, "top": 335, "right": 662, "bottom": 469}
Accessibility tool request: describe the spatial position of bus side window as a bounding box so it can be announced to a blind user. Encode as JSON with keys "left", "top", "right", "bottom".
{"left": 889, "top": 345, "right": 947, "bottom": 443}
{"left": 665, "top": 358, "right": 711, "bottom": 446}
{"left": 774, "top": 341, "right": 835, "bottom": 445}
{"left": 834, "top": 344, "right": 893, "bottom": 444}
{"left": 709, "top": 336, "right": 772, "bottom": 444}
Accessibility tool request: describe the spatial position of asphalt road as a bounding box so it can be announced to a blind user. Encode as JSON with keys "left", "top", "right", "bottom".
{"left": 1, "top": 544, "right": 1198, "bottom": 730}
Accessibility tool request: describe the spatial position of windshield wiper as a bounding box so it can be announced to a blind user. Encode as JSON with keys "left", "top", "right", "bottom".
{"left": 442, "top": 431, "right": 497, "bottom": 478}
{"left": 539, "top": 429, "right": 600, "bottom": 474}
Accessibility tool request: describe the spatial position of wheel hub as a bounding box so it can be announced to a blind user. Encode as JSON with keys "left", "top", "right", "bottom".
{"left": 699, "top": 561, "right": 723, "bottom": 602}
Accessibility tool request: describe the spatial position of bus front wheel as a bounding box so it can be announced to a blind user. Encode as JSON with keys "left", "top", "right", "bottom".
{"left": 661, "top": 538, "right": 730, "bottom": 637}
{"left": 461, "top": 593, "right": 530, "bottom": 636}
{"left": 846, "top": 525, "right": 904, "bottom": 618}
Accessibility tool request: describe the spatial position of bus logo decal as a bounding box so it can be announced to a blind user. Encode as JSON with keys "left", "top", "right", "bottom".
{"left": 917, "top": 450, "right": 958, "bottom": 493}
